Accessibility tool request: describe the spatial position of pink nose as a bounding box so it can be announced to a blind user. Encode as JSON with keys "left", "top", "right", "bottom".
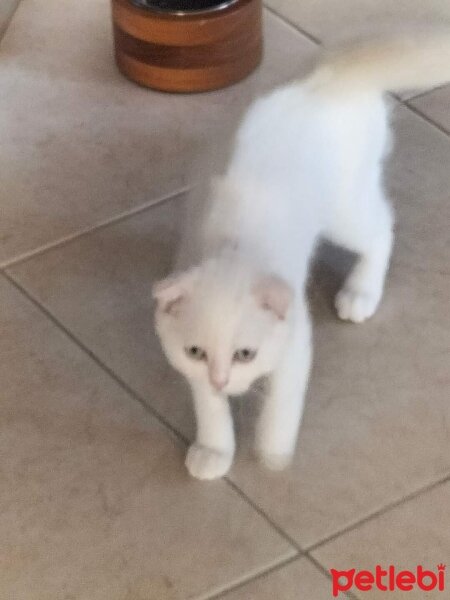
{"left": 210, "top": 376, "right": 229, "bottom": 391}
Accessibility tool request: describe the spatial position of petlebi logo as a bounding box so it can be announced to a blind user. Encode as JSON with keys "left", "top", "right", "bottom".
{"left": 330, "top": 564, "right": 446, "bottom": 597}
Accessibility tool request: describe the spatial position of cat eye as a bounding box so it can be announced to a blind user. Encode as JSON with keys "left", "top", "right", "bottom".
{"left": 185, "top": 346, "right": 207, "bottom": 361}
{"left": 233, "top": 348, "right": 257, "bottom": 363}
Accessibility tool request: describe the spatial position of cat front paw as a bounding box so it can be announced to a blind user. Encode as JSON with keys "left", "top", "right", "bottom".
{"left": 335, "top": 287, "right": 380, "bottom": 323}
{"left": 185, "top": 444, "right": 233, "bottom": 480}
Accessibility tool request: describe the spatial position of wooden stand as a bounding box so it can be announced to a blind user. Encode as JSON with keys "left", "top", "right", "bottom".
{"left": 111, "top": 0, "right": 263, "bottom": 92}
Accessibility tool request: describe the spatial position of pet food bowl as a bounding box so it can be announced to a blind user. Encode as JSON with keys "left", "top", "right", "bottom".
{"left": 111, "top": 0, "right": 263, "bottom": 92}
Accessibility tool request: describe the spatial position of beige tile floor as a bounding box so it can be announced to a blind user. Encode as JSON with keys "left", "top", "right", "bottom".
{"left": 1, "top": 1, "right": 449, "bottom": 599}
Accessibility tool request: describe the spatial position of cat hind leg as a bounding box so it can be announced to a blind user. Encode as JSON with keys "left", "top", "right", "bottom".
{"left": 329, "top": 184, "right": 394, "bottom": 323}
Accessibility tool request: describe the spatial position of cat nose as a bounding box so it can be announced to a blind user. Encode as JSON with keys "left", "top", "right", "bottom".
{"left": 208, "top": 361, "right": 229, "bottom": 391}
{"left": 210, "top": 374, "right": 229, "bottom": 391}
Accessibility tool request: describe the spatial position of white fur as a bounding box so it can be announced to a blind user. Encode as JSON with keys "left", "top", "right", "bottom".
{"left": 154, "top": 34, "right": 450, "bottom": 480}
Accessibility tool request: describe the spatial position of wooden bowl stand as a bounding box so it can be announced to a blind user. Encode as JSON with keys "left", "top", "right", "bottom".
{"left": 111, "top": 0, "right": 263, "bottom": 92}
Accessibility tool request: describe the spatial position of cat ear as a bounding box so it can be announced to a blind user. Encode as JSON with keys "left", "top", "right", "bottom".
{"left": 254, "top": 274, "right": 294, "bottom": 320}
{"left": 152, "top": 269, "right": 199, "bottom": 314}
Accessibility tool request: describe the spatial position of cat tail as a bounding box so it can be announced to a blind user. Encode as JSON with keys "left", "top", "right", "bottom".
{"left": 307, "top": 31, "right": 450, "bottom": 95}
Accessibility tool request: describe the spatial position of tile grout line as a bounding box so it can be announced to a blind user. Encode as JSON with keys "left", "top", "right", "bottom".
{"left": 404, "top": 81, "right": 450, "bottom": 102}
{"left": 401, "top": 99, "right": 450, "bottom": 138}
{"left": 224, "top": 477, "right": 304, "bottom": 552}
{"left": 197, "top": 553, "right": 301, "bottom": 600}
{"left": 305, "top": 554, "right": 360, "bottom": 600}
{"left": 1, "top": 269, "right": 189, "bottom": 448}
{"left": 0, "top": 0, "right": 21, "bottom": 42}
{"left": 305, "top": 471, "right": 450, "bottom": 553}
{"left": 1, "top": 185, "right": 190, "bottom": 270}
{"left": 199, "top": 550, "right": 358, "bottom": 600}
{"left": 263, "top": 4, "right": 322, "bottom": 46}
{"left": 200, "top": 553, "right": 358, "bottom": 600}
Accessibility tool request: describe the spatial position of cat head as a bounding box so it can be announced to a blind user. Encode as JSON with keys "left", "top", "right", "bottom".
{"left": 153, "top": 257, "right": 293, "bottom": 395}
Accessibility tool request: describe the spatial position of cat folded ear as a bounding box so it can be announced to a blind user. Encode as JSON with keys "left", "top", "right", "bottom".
{"left": 152, "top": 268, "right": 199, "bottom": 314}
{"left": 254, "top": 274, "right": 294, "bottom": 320}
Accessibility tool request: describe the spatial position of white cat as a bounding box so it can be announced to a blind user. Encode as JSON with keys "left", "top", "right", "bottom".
{"left": 153, "top": 34, "right": 450, "bottom": 480}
